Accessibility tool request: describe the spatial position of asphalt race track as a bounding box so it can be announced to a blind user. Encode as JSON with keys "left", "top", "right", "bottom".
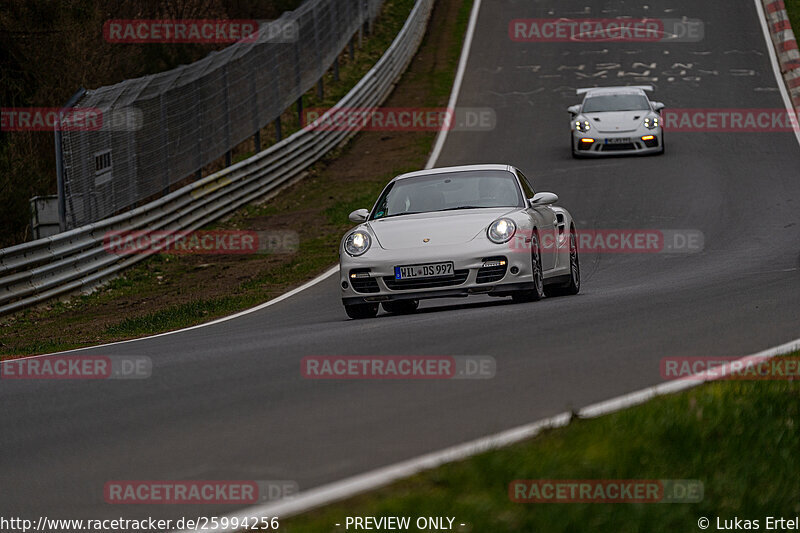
{"left": 2, "top": 0, "right": 799, "bottom": 524}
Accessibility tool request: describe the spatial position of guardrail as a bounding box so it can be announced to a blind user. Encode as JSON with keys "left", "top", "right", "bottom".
{"left": 0, "top": 0, "right": 434, "bottom": 317}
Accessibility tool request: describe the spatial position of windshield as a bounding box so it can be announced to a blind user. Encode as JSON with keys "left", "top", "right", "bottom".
{"left": 582, "top": 94, "right": 650, "bottom": 113}
{"left": 370, "top": 170, "right": 524, "bottom": 220}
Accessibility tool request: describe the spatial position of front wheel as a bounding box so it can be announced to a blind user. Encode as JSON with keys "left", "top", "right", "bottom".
{"left": 344, "top": 302, "right": 379, "bottom": 319}
{"left": 545, "top": 229, "right": 580, "bottom": 297}
{"left": 571, "top": 134, "right": 582, "bottom": 159}
{"left": 512, "top": 231, "right": 546, "bottom": 303}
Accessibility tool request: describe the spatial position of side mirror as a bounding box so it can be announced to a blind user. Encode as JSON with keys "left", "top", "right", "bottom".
{"left": 348, "top": 209, "right": 369, "bottom": 223}
{"left": 651, "top": 102, "right": 665, "bottom": 113}
{"left": 567, "top": 105, "right": 581, "bottom": 117}
{"left": 530, "top": 192, "right": 559, "bottom": 206}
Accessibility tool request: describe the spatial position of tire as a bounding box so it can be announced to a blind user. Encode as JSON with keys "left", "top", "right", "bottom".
{"left": 344, "top": 302, "right": 379, "bottom": 319}
{"left": 381, "top": 300, "right": 419, "bottom": 315}
{"left": 545, "top": 229, "right": 580, "bottom": 297}
{"left": 512, "top": 231, "right": 546, "bottom": 303}
{"left": 571, "top": 134, "right": 581, "bottom": 159}
{"left": 656, "top": 132, "right": 665, "bottom": 155}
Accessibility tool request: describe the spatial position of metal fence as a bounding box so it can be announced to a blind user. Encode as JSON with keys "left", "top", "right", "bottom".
{"left": 0, "top": 0, "right": 434, "bottom": 316}
{"left": 59, "top": 0, "right": 383, "bottom": 229}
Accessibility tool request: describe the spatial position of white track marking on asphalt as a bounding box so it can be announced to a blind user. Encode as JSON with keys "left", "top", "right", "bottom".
{"left": 172, "top": 7, "right": 798, "bottom": 527}
{"left": 8, "top": 0, "right": 484, "bottom": 362}
{"left": 425, "top": 0, "right": 483, "bottom": 169}
{"left": 178, "top": 337, "right": 800, "bottom": 532}
{"left": 171, "top": 9, "right": 800, "bottom": 525}
{"left": 1, "top": 0, "right": 790, "bottom": 526}
{"left": 754, "top": 0, "right": 800, "bottom": 147}
{"left": 3, "top": 266, "right": 339, "bottom": 361}
{"left": 9, "top": 0, "right": 485, "bottom": 362}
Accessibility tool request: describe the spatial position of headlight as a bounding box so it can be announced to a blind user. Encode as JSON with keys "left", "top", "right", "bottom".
{"left": 643, "top": 116, "right": 660, "bottom": 129}
{"left": 345, "top": 231, "right": 371, "bottom": 256}
{"left": 487, "top": 218, "right": 516, "bottom": 244}
{"left": 574, "top": 118, "right": 591, "bottom": 132}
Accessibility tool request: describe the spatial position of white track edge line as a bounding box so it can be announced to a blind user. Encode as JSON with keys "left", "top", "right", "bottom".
{"left": 179, "top": 337, "right": 800, "bottom": 532}
{"left": 8, "top": 0, "right": 790, "bottom": 363}
{"left": 425, "top": 0, "right": 482, "bottom": 169}
{"left": 163, "top": 3, "right": 800, "bottom": 529}
{"left": 2, "top": 266, "right": 339, "bottom": 361}
{"left": 9, "top": 0, "right": 484, "bottom": 361}
{"left": 174, "top": 3, "right": 800, "bottom": 529}
{"left": 754, "top": 0, "right": 800, "bottom": 146}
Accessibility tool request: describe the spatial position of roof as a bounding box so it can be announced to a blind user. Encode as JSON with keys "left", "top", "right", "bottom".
{"left": 578, "top": 86, "right": 653, "bottom": 97}
{"left": 393, "top": 164, "right": 513, "bottom": 182}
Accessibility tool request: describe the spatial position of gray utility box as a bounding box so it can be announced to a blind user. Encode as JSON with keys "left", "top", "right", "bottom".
{"left": 30, "top": 195, "right": 61, "bottom": 239}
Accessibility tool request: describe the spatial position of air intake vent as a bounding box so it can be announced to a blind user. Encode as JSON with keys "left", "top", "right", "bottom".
{"left": 349, "top": 269, "right": 379, "bottom": 293}
{"left": 477, "top": 256, "right": 508, "bottom": 284}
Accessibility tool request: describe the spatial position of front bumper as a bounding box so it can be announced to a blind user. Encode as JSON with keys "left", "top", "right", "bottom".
{"left": 573, "top": 129, "right": 662, "bottom": 156}
{"left": 340, "top": 240, "right": 536, "bottom": 305}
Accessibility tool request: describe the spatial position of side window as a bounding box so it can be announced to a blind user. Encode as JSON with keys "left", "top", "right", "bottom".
{"left": 371, "top": 183, "right": 391, "bottom": 219}
{"left": 517, "top": 170, "right": 535, "bottom": 199}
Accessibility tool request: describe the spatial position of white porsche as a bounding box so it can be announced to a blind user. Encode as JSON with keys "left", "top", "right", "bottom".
{"left": 569, "top": 86, "right": 665, "bottom": 157}
{"left": 339, "top": 164, "right": 580, "bottom": 319}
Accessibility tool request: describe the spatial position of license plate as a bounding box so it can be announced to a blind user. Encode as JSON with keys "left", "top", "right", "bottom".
{"left": 394, "top": 262, "right": 454, "bottom": 280}
{"left": 605, "top": 137, "right": 632, "bottom": 144}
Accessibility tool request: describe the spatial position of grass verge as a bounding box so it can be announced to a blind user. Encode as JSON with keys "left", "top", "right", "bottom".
{"left": 787, "top": 0, "right": 800, "bottom": 38}
{"left": 280, "top": 353, "right": 800, "bottom": 532}
{"left": 0, "top": 0, "right": 473, "bottom": 358}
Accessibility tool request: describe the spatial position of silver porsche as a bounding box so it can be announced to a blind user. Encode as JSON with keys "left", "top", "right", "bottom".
{"left": 569, "top": 86, "right": 665, "bottom": 157}
{"left": 339, "top": 164, "right": 580, "bottom": 319}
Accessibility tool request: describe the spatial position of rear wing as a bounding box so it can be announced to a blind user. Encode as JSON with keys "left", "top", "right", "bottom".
{"left": 577, "top": 85, "right": 654, "bottom": 95}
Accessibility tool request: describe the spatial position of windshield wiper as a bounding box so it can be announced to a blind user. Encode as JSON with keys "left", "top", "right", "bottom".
{"left": 375, "top": 211, "right": 425, "bottom": 220}
{"left": 437, "top": 206, "right": 485, "bottom": 212}
{"left": 375, "top": 206, "right": 489, "bottom": 219}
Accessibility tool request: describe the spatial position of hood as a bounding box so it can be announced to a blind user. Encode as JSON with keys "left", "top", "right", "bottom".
{"left": 367, "top": 208, "right": 516, "bottom": 250}
{"left": 585, "top": 111, "right": 646, "bottom": 133}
